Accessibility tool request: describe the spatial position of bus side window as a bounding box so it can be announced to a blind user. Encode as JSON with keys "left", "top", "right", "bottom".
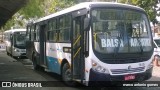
{"left": 26, "top": 26, "right": 30, "bottom": 41}
{"left": 35, "top": 25, "right": 39, "bottom": 41}
{"left": 58, "top": 15, "right": 71, "bottom": 42}
{"left": 10, "top": 34, "right": 13, "bottom": 44}
{"left": 34, "top": 27, "right": 36, "bottom": 41}
{"left": 64, "top": 15, "right": 71, "bottom": 42}
{"left": 47, "top": 19, "right": 57, "bottom": 42}
{"left": 58, "top": 16, "right": 64, "bottom": 42}
{"left": 48, "top": 20, "right": 53, "bottom": 41}
{"left": 31, "top": 25, "right": 35, "bottom": 41}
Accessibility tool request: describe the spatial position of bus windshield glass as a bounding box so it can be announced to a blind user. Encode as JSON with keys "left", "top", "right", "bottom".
{"left": 14, "top": 32, "right": 26, "bottom": 47}
{"left": 91, "top": 8, "right": 152, "bottom": 54}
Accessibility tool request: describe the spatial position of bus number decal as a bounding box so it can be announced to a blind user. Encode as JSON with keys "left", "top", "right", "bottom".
{"left": 130, "top": 38, "right": 151, "bottom": 47}
{"left": 101, "top": 39, "right": 124, "bottom": 47}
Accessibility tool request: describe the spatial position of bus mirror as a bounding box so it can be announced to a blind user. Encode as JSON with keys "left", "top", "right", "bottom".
{"left": 84, "top": 17, "right": 90, "bottom": 31}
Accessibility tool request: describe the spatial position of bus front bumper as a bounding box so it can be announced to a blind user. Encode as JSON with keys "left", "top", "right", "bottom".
{"left": 12, "top": 51, "right": 26, "bottom": 57}
{"left": 88, "top": 67, "right": 152, "bottom": 86}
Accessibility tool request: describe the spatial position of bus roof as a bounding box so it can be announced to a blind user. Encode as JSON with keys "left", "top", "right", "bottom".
{"left": 4, "top": 29, "right": 26, "bottom": 33}
{"left": 34, "top": 2, "right": 144, "bottom": 24}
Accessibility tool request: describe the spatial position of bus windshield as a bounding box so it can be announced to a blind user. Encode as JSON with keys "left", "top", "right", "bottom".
{"left": 91, "top": 8, "right": 152, "bottom": 54}
{"left": 14, "top": 32, "right": 26, "bottom": 47}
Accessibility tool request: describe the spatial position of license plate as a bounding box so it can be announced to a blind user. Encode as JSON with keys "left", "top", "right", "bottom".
{"left": 124, "top": 75, "right": 135, "bottom": 81}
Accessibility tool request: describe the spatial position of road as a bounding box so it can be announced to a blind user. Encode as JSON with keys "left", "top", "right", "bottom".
{"left": 0, "top": 51, "right": 160, "bottom": 90}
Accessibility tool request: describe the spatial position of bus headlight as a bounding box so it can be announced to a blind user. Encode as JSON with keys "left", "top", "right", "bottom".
{"left": 92, "top": 60, "right": 109, "bottom": 74}
{"left": 14, "top": 48, "right": 20, "bottom": 52}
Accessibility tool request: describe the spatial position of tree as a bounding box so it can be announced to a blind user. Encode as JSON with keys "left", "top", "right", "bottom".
{"left": 118, "top": 0, "right": 160, "bottom": 26}
{"left": 19, "top": 0, "right": 75, "bottom": 18}
{"left": 3, "top": 13, "right": 25, "bottom": 30}
{"left": 41, "top": 0, "right": 75, "bottom": 15}
{"left": 76, "top": 0, "right": 116, "bottom": 2}
{"left": 19, "top": 0, "right": 44, "bottom": 19}
{"left": 2, "top": 0, "right": 44, "bottom": 30}
{"left": 2, "top": 0, "right": 75, "bottom": 31}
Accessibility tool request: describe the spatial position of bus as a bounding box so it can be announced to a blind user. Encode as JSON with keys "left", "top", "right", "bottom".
{"left": 26, "top": 2, "right": 153, "bottom": 86}
{"left": 4, "top": 29, "right": 26, "bottom": 58}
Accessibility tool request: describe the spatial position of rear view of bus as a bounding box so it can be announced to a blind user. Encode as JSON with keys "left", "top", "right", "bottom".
{"left": 88, "top": 3, "right": 153, "bottom": 85}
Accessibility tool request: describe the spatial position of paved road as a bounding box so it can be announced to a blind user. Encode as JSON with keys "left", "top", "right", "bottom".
{"left": 0, "top": 51, "right": 160, "bottom": 90}
{"left": 0, "top": 52, "right": 100, "bottom": 90}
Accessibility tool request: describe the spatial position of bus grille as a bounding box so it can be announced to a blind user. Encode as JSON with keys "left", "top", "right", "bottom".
{"left": 110, "top": 66, "right": 145, "bottom": 74}
{"left": 21, "top": 53, "right": 26, "bottom": 56}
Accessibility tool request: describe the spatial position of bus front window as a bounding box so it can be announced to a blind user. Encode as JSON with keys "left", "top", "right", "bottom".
{"left": 91, "top": 9, "right": 152, "bottom": 54}
{"left": 14, "top": 32, "right": 26, "bottom": 47}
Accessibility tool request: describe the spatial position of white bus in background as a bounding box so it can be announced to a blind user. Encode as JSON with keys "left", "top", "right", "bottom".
{"left": 4, "top": 29, "right": 26, "bottom": 58}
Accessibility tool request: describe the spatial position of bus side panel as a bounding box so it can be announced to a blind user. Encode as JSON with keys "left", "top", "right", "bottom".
{"left": 34, "top": 42, "right": 41, "bottom": 65}
{"left": 4, "top": 32, "right": 12, "bottom": 55}
{"left": 6, "top": 43, "right": 12, "bottom": 54}
{"left": 27, "top": 41, "right": 42, "bottom": 65}
{"left": 45, "top": 42, "right": 71, "bottom": 74}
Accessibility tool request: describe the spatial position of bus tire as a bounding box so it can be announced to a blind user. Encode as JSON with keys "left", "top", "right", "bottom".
{"left": 12, "top": 56, "right": 17, "bottom": 59}
{"left": 32, "top": 53, "right": 40, "bottom": 70}
{"left": 6, "top": 51, "right": 9, "bottom": 55}
{"left": 62, "top": 63, "right": 77, "bottom": 86}
{"left": 6, "top": 47, "right": 9, "bottom": 55}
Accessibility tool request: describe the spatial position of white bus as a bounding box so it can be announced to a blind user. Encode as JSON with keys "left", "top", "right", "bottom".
{"left": 4, "top": 29, "right": 26, "bottom": 58}
{"left": 26, "top": 2, "right": 153, "bottom": 86}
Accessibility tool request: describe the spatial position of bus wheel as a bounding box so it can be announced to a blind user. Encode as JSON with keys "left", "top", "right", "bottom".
{"left": 62, "top": 63, "right": 77, "bottom": 86}
{"left": 6, "top": 52, "right": 9, "bottom": 55}
{"left": 32, "top": 54, "right": 39, "bottom": 70}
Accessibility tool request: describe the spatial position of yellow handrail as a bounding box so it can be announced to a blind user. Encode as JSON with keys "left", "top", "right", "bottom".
{"left": 73, "top": 47, "right": 81, "bottom": 59}
{"left": 73, "top": 35, "right": 81, "bottom": 46}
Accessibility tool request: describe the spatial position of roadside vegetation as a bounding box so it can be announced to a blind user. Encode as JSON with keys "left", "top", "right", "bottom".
{"left": 1, "top": 0, "right": 160, "bottom": 30}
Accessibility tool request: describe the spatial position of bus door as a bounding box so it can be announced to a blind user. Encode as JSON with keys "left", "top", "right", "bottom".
{"left": 39, "top": 24, "right": 47, "bottom": 67}
{"left": 71, "top": 10, "right": 87, "bottom": 82}
{"left": 26, "top": 25, "right": 34, "bottom": 59}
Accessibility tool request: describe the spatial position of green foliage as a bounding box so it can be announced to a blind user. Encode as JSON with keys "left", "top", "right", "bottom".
{"left": 3, "top": 19, "right": 15, "bottom": 30}
{"left": 19, "top": 0, "right": 75, "bottom": 18}
{"left": 118, "top": 0, "right": 160, "bottom": 25}
{"left": 41, "top": 0, "right": 75, "bottom": 15}
{"left": 19, "top": 0, "right": 44, "bottom": 19}
{"left": 2, "top": 0, "right": 75, "bottom": 31}
{"left": 3, "top": 13, "right": 24, "bottom": 30}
